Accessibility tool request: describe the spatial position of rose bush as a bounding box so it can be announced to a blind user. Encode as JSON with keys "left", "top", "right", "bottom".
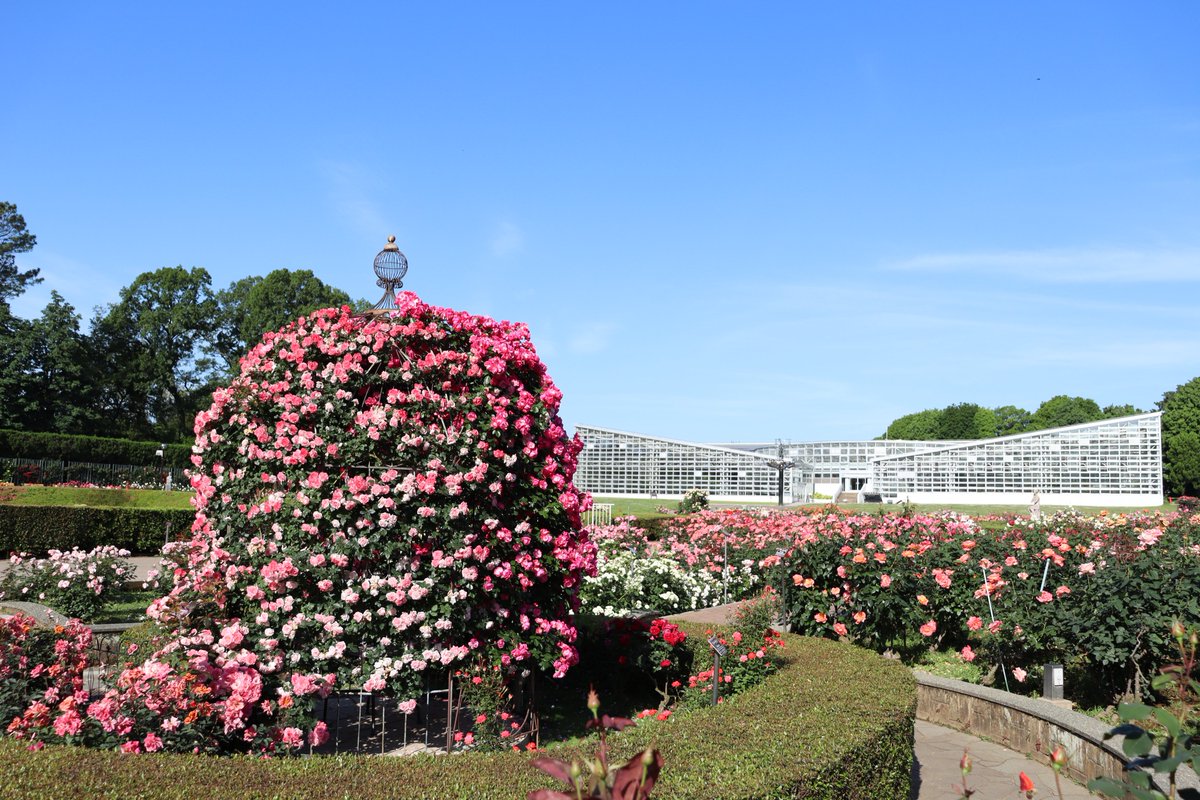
{"left": 2, "top": 294, "right": 597, "bottom": 754}
{"left": 0, "top": 546, "right": 135, "bottom": 620}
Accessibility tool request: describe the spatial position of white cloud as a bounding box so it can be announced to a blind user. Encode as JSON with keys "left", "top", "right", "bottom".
{"left": 489, "top": 221, "right": 525, "bottom": 258}
{"left": 884, "top": 246, "right": 1200, "bottom": 283}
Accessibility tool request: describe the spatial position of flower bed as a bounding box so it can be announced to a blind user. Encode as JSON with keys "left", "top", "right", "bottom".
{"left": 585, "top": 506, "right": 1200, "bottom": 707}
{"left": 0, "top": 626, "right": 917, "bottom": 800}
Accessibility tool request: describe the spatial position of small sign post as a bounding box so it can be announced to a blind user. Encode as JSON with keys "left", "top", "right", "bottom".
{"left": 707, "top": 635, "right": 728, "bottom": 706}
{"left": 1043, "top": 663, "right": 1064, "bottom": 701}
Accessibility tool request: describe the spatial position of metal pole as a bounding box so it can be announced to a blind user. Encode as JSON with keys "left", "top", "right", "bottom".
{"left": 711, "top": 652, "right": 721, "bottom": 706}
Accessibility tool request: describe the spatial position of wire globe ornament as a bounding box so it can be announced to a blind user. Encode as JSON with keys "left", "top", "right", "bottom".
{"left": 367, "top": 235, "right": 409, "bottom": 314}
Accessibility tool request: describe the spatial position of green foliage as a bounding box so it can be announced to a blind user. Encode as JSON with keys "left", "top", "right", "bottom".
{"left": 1103, "top": 403, "right": 1145, "bottom": 419}
{"left": 0, "top": 631, "right": 917, "bottom": 800}
{"left": 1160, "top": 376, "right": 1200, "bottom": 497}
{"left": 1089, "top": 623, "right": 1200, "bottom": 800}
{"left": 91, "top": 266, "right": 223, "bottom": 442}
{"left": 0, "top": 428, "right": 192, "bottom": 467}
{"left": 993, "top": 405, "right": 1033, "bottom": 437}
{"left": 0, "top": 505, "right": 192, "bottom": 555}
{"left": 1029, "top": 395, "right": 1103, "bottom": 431}
{"left": 885, "top": 408, "right": 941, "bottom": 440}
{"left": 215, "top": 269, "right": 352, "bottom": 371}
{"left": 677, "top": 488, "right": 709, "bottom": 513}
{"left": 0, "top": 201, "right": 40, "bottom": 304}
{"left": 936, "top": 403, "right": 996, "bottom": 440}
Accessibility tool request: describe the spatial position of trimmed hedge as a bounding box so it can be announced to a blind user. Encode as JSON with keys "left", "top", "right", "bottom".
{"left": 0, "top": 429, "right": 192, "bottom": 469}
{"left": 0, "top": 626, "right": 916, "bottom": 799}
{"left": 0, "top": 506, "right": 193, "bottom": 555}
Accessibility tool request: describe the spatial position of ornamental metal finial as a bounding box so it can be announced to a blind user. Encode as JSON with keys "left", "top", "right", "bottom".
{"left": 367, "top": 234, "right": 409, "bottom": 314}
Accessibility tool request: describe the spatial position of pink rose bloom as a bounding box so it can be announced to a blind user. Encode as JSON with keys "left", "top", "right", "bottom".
{"left": 880, "top": 574, "right": 892, "bottom": 588}
{"left": 1012, "top": 667, "right": 1027, "bottom": 683}
{"left": 832, "top": 622, "right": 848, "bottom": 637}
{"left": 398, "top": 699, "right": 417, "bottom": 715}
{"left": 143, "top": 732, "right": 164, "bottom": 752}
{"left": 280, "top": 727, "right": 304, "bottom": 748}
{"left": 1055, "top": 585, "right": 1071, "bottom": 598}
{"left": 1036, "top": 591, "right": 1053, "bottom": 603}
{"left": 290, "top": 673, "right": 317, "bottom": 695}
{"left": 120, "top": 740, "right": 141, "bottom": 753}
{"left": 960, "top": 646, "right": 976, "bottom": 662}
{"left": 53, "top": 710, "right": 83, "bottom": 737}
{"left": 967, "top": 616, "right": 983, "bottom": 632}
{"left": 309, "top": 721, "right": 329, "bottom": 747}
{"left": 919, "top": 620, "right": 937, "bottom": 637}
{"left": 1078, "top": 562, "right": 1095, "bottom": 575}
{"left": 988, "top": 619, "right": 1003, "bottom": 634}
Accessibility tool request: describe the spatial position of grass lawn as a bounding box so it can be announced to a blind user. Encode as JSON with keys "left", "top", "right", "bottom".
{"left": 0, "top": 485, "right": 194, "bottom": 510}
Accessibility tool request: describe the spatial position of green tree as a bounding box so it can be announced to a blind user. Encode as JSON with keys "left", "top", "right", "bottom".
{"left": 24, "top": 291, "right": 101, "bottom": 434}
{"left": 992, "top": 405, "right": 1032, "bottom": 437}
{"left": 0, "top": 201, "right": 40, "bottom": 304}
{"left": 1029, "top": 395, "right": 1103, "bottom": 430}
{"left": 1101, "top": 403, "right": 1144, "bottom": 419}
{"left": 92, "top": 266, "right": 222, "bottom": 442}
{"left": 1159, "top": 376, "right": 1200, "bottom": 496}
{"left": 0, "top": 307, "right": 37, "bottom": 429}
{"left": 885, "top": 409, "right": 942, "bottom": 440}
{"left": 934, "top": 402, "right": 998, "bottom": 439}
{"left": 215, "top": 269, "right": 352, "bottom": 370}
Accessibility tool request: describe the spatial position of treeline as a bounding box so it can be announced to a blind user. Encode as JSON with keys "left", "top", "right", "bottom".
{"left": 882, "top": 380, "right": 1200, "bottom": 498}
{"left": 881, "top": 396, "right": 1144, "bottom": 441}
{"left": 0, "top": 201, "right": 356, "bottom": 444}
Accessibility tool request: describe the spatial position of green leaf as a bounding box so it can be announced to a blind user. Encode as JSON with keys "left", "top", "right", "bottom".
{"left": 1152, "top": 708, "right": 1182, "bottom": 738}
{"left": 1121, "top": 730, "right": 1155, "bottom": 758}
{"left": 1118, "top": 703, "right": 1156, "bottom": 722}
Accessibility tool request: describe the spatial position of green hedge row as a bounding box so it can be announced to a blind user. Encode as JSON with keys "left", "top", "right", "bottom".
{"left": 0, "top": 506, "right": 193, "bottom": 555}
{"left": 0, "top": 429, "right": 192, "bottom": 469}
{"left": 0, "top": 626, "right": 916, "bottom": 799}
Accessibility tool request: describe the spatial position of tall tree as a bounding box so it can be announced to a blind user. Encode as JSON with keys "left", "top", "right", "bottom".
{"left": 937, "top": 402, "right": 992, "bottom": 439}
{"left": 0, "top": 201, "right": 40, "bottom": 304}
{"left": 993, "top": 405, "right": 1032, "bottom": 437}
{"left": 1101, "top": 403, "right": 1144, "bottom": 419}
{"left": 1159, "top": 376, "right": 1200, "bottom": 497}
{"left": 1029, "top": 395, "right": 1103, "bottom": 430}
{"left": 24, "top": 291, "right": 100, "bottom": 434}
{"left": 92, "top": 266, "right": 222, "bottom": 442}
{"left": 0, "top": 307, "right": 37, "bottom": 429}
{"left": 884, "top": 409, "right": 942, "bottom": 440}
{"left": 215, "top": 268, "right": 351, "bottom": 370}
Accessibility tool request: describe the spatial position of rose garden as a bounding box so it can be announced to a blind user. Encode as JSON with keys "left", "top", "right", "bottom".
{"left": 0, "top": 291, "right": 1198, "bottom": 799}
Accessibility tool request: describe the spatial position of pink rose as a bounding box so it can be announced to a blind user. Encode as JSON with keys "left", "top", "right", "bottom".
{"left": 919, "top": 620, "right": 937, "bottom": 637}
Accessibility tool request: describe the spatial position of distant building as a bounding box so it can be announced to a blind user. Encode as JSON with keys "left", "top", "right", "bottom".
{"left": 573, "top": 412, "right": 1163, "bottom": 507}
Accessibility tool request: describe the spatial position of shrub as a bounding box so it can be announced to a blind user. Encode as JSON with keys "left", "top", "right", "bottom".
{"left": 0, "top": 505, "right": 192, "bottom": 555}
{"left": 580, "top": 539, "right": 718, "bottom": 616}
{"left": 0, "top": 429, "right": 191, "bottom": 468}
{"left": 0, "top": 629, "right": 916, "bottom": 799}
{"left": 0, "top": 546, "right": 134, "bottom": 620}
{"left": 98, "top": 297, "right": 596, "bottom": 754}
{"left": 677, "top": 489, "right": 708, "bottom": 514}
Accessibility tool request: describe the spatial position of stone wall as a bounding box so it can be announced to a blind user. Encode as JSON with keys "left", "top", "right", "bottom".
{"left": 915, "top": 671, "right": 1200, "bottom": 795}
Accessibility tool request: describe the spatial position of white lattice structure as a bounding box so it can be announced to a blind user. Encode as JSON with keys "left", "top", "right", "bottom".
{"left": 573, "top": 425, "right": 810, "bottom": 503}
{"left": 871, "top": 413, "right": 1163, "bottom": 506}
{"left": 575, "top": 414, "right": 1163, "bottom": 507}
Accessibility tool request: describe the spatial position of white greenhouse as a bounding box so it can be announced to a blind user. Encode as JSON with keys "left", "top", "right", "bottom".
{"left": 573, "top": 413, "right": 1163, "bottom": 507}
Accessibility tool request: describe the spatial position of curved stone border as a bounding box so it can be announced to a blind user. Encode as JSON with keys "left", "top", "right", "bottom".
{"left": 915, "top": 670, "right": 1200, "bottom": 796}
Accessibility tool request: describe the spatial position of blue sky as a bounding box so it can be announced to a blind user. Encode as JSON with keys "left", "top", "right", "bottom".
{"left": 6, "top": 3, "right": 1199, "bottom": 443}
